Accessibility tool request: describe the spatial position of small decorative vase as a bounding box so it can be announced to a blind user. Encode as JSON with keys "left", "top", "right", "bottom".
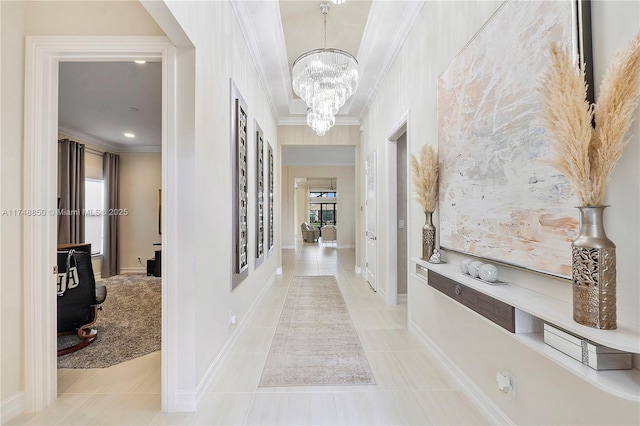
{"left": 572, "top": 206, "right": 617, "bottom": 330}
{"left": 422, "top": 211, "right": 436, "bottom": 261}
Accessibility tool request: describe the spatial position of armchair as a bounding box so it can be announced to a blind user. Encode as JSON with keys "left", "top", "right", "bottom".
{"left": 57, "top": 249, "right": 107, "bottom": 356}
{"left": 301, "top": 222, "right": 320, "bottom": 243}
{"left": 321, "top": 225, "right": 337, "bottom": 246}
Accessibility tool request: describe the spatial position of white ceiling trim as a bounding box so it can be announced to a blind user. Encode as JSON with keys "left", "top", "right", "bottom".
{"left": 231, "top": 0, "right": 425, "bottom": 128}
{"left": 59, "top": 126, "right": 161, "bottom": 153}
{"left": 356, "top": 0, "right": 426, "bottom": 121}
{"left": 231, "top": 0, "right": 290, "bottom": 122}
{"left": 278, "top": 116, "right": 360, "bottom": 126}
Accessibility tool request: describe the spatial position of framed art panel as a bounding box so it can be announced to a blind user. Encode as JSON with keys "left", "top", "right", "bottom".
{"left": 437, "top": 0, "right": 593, "bottom": 278}
{"left": 267, "top": 142, "right": 274, "bottom": 255}
{"left": 231, "top": 80, "right": 249, "bottom": 289}
{"left": 255, "top": 121, "right": 265, "bottom": 268}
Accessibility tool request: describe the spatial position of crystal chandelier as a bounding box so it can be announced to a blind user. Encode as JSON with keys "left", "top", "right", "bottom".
{"left": 292, "top": 2, "right": 359, "bottom": 136}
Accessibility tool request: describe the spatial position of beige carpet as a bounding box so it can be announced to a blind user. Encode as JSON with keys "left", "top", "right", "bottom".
{"left": 57, "top": 274, "right": 161, "bottom": 368}
{"left": 259, "top": 275, "right": 375, "bottom": 387}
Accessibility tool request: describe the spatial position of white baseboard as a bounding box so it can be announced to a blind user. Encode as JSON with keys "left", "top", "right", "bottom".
{"left": 195, "top": 270, "right": 277, "bottom": 407}
{"left": 276, "top": 267, "right": 283, "bottom": 275}
{"left": 173, "top": 391, "right": 197, "bottom": 412}
{"left": 1, "top": 392, "right": 24, "bottom": 424}
{"left": 408, "top": 320, "right": 513, "bottom": 426}
{"left": 354, "top": 266, "right": 361, "bottom": 274}
{"left": 120, "top": 266, "right": 146, "bottom": 275}
{"left": 397, "top": 294, "right": 407, "bottom": 303}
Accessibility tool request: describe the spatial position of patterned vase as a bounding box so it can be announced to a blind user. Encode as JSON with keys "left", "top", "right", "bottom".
{"left": 572, "top": 206, "right": 617, "bottom": 330}
{"left": 422, "top": 211, "right": 435, "bottom": 261}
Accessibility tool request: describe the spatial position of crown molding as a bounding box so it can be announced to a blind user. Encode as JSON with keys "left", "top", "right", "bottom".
{"left": 357, "top": 0, "right": 426, "bottom": 121}
{"left": 58, "top": 126, "right": 160, "bottom": 153}
{"left": 278, "top": 116, "right": 360, "bottom": 126}
{"left": 231, "top": 0, "right": 289, "bottom": 123}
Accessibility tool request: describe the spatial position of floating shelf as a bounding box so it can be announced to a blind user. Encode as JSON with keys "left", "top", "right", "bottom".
{"left": 411, "top": 258, "right": 640, "bottom": 402}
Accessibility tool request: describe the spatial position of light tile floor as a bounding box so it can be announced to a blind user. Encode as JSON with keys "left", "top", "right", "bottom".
{"left": 10, "top": 242, "right": 489, "bottom": 425}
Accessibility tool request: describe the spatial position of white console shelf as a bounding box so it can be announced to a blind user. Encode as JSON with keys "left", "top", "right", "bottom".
{"left": 411, "top": 257, "right": 640, "bottom": 402}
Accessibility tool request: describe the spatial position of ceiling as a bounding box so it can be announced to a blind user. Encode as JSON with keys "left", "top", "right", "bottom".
{"left": 233, "top": 0, "right": 425, "bottom": 125}
{"left": 294, "top": 177, "right": 338, "bottom": 191}
{"left": 57, "top": 1, "right": 425, "bottom": 151}
{"left": 58, "top": 61, "right": 162, "bottom": 152}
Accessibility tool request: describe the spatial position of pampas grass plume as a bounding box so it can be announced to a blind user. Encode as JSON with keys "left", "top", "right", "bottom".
{"left": 411, "top": 145, "right": 438, "bottom": 213}
{"left": 539, "top": 31, "right": 640, "bottom": 206}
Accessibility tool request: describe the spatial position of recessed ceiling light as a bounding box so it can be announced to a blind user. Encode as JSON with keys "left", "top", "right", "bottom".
{"left": 134, "top": 60, "right": 146, "bottom": 64}
{"left": 124, "top": 133, "right": 135, "bottom": 138}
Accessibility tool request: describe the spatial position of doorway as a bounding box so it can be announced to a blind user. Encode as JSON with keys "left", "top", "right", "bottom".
{"left": 396, "top": 133, "right": 408, "bottom": 303}
{"left": 365, "top": 151, "right": 377, "bottom": 291}
{"left": 384, "top": 113, "right": 409, "bottom": 305}
{"left": 56, "top": 61, "right": 163, "bottom": 368}
{"left": 23, "top": 36, "right": 177, "bottom": 412}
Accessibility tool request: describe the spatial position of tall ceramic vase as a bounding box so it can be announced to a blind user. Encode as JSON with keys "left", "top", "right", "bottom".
{"left": 422, "top": 211, "right": 435, "bottom": 261}
{"left": 572, "top": 206, "right": 617, "bottom": 330}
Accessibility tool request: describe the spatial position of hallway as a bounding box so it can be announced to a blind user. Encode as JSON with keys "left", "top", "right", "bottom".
{"left": 10, "top": 243, "right": 488, "bottom": 425}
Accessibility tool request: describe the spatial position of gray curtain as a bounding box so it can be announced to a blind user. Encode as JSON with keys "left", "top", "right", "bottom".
{"left": 58, "top": 139, "right": 85, "bottom": 244}
{"left": 102, "top": 152, "right": 120, "bottom": 278}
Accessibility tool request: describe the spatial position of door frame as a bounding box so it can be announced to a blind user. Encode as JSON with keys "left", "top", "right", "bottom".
{"left": 385, "top": 111, "right": 410, "bottom": 305}
{"left": 23, "top": 36, "right": 177, "bottom": 412}
{"left": 364, "top": 151, "right": 377, "bottom": 292}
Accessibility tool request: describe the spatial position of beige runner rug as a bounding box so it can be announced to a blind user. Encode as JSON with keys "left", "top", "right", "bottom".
{"left": 259, "top": 275, "right": 375, "bottom": 387}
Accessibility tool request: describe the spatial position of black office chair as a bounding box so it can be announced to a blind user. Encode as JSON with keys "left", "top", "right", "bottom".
{"left": 57, "top": 249, "right": 107, "bottom": 356}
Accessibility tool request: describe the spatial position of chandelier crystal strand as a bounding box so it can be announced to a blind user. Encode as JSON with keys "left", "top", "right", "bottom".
{"left": 292, "top": 2, "right": 358, "bottom": 136}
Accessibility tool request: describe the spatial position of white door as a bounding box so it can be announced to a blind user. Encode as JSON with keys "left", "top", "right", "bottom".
{"left": 365, "top": 151, "right": 377, "bottom": 291}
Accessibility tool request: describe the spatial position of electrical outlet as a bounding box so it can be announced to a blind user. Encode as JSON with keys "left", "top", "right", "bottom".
{"left": 229, "top": 311, "right": 237, "bottom": 325}
{"left": 496, "top": 371, "right": 516, "bottom": 395}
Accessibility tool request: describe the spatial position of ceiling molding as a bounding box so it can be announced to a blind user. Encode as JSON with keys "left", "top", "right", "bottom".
{"left": 231, "top": 0, "right": 425, "bottom": 127}
{"left": 356, "top": 0, "right": 426, "bottom": 121}
{"left": 278, "top": 116, "right": 360, "bottom": 126}
{"left": 58, "top": 126, "right": 123, "bottom": 152}
{"left": 231, "top": 0, "right": 290, "bottom": 122}
{"left": 59, "top": 126, "right": 161, "bottom": 153}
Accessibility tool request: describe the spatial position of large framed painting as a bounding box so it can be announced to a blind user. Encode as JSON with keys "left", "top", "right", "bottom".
{"left": 255, "top": 121, "right": 265, "bottom": 268}
{"left": 437, "top": 0, "right": 593, "bottom": 278}
{"left": 231, "top": 80, "right": 249, "bottom": 289}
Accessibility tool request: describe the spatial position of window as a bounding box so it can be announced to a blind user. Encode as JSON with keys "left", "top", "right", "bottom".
{"left": 309, "top": 191, "right": 337, "bottom": 228}
{"left": 85, "top": 179, "right": 104, "bottom": 255}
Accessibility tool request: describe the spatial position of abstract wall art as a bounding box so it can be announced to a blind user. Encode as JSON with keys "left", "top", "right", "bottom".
{"left": 437, "top": 0, "right": 592, "bottom": 278}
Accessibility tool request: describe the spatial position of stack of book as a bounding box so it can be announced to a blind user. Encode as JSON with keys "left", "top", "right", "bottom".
{"left": 543, "top": 323, "right": 632, "bottom": 370}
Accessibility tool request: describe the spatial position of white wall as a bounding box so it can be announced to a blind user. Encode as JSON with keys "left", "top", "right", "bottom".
{"left": 282, "top": 166, "right": 356, "bottom": 248}
{"left": 360, "top": 0, "right": 640, "bottom": 424}
{"left": 148, "top": 0, "right": 280, "bottom": 407}
{"left": 279, "top": 125, "right": 360, "bottom": 254}
{"left": 119, "top": 152, "right": 162, "bottom": 272}
{"left": 1, "top": 2, "right": 164, "bottom": 420}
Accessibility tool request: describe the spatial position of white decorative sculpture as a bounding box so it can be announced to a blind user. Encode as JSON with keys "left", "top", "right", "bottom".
{"left": 468, "top": 261, "right": 484, "bottom": 278}
{"left": 429, "top": 249, "right": 442, "bottom": 264}
{"left": 479, "top": 264, "right": 499, "bottom": 282}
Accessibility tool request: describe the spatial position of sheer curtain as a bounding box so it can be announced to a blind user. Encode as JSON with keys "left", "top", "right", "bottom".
{"left": 102, "top": 152, "right": 120, "bottom": 278}
{"left": 58, "top": 139, "right": 85, "bottom": 244}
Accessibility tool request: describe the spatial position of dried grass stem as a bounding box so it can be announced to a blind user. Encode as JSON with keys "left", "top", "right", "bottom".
{"left": 411, "top": 145, "right": 439, "bottom": 213}
{"left": 539, "top": 32, "right": 640, "bottom": 206}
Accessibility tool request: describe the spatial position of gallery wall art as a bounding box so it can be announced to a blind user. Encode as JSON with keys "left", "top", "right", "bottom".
{"left": 438, "top": 0, "right": 592, "bottom": 278}
{"left": 267, "top": 142, "right": 274, "bottom": 255}
{"left": 255, "top": 121, "right": 265, "bottom": 267}
{"left": 231, "top": 80, "right": 249, "bottom": 288}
